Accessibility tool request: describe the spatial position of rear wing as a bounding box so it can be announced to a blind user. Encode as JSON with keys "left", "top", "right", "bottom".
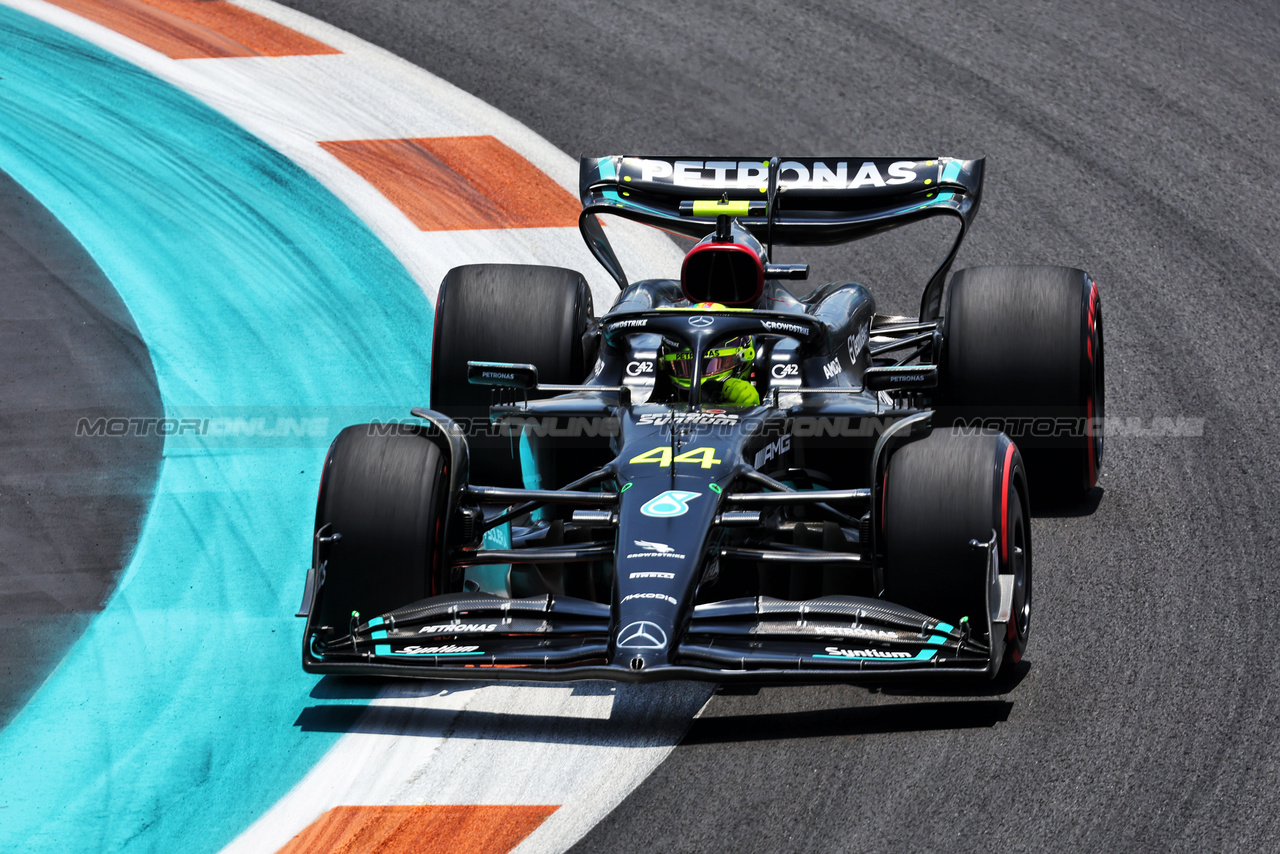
{"left": 579, "top": 155, "right": 984, "bottom": 319}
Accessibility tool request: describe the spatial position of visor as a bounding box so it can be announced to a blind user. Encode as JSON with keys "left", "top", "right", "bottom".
{"left": 662, "top": 348, "right": 742, "bottom": 379}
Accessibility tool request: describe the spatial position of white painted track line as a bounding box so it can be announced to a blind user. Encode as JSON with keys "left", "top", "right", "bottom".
{"left": 225, "top": 681, "right": 712, "bottom": 853}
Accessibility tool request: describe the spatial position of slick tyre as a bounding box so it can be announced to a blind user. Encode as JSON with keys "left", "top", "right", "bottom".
{"left": 313, "top": 425, "right": 448, "bottom": 634}
{"left": 940, "top": 265, "right": 1104, "bottom": 503}
{"left": 430, "top": 264, "right": 595, "bottom": 487}
{"left": 880, "top": 428, "right": 1031, "bottom": 670}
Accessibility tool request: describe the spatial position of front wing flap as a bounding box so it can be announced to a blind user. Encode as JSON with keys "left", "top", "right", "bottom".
{"left": 304, "top": 593, "right": 998, "bottom": 683}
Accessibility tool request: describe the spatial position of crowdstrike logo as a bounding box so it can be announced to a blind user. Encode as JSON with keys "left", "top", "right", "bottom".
{"left": 625, "top": 539, "right": 686, "bottom": 559}
{"left": 762, "top": 320, "right": 808, "bottom": 335}
{"left": 635, "top": 540, "right": 672, "bottom": 553}
{"left": 617, "top": 621, "right": 668, "bottom": 649}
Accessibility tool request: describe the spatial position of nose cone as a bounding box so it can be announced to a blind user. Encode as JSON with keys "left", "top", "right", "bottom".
{"left": 614, "top": 619, "right": 670, "bottom": 672}
{"left": 610, "top": 477, "right": 721, "bottom": 670}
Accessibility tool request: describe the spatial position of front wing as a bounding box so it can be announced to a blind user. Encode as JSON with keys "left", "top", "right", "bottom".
{"left": 304, "top": 593, "right": 1001, "bottom": 684}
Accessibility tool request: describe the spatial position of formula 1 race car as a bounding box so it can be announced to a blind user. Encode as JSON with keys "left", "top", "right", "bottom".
{"left": 298, "top": 155, "right": 1104, "bottom": 683}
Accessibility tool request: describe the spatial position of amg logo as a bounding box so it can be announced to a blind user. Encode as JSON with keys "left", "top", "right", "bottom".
{"left": 753, "top": 434, "right": 791, "bottom": 469}
{"left": 417, "top": 623, "right": 498, "bottom": 634}
{"left": 822, "top": 358, "right": 841, "bottom": 380}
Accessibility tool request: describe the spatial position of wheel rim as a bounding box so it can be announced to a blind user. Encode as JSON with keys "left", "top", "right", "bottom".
{"left": 1010, "top": 484, "right": 1031, "bottom": 642}
{"left": 1085, "top": 285, "right": 1104, "bottom": 486}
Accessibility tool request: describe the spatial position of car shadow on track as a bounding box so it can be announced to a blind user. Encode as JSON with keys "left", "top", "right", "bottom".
{"left": 293, "top": 702, "right": 690, "bottom": 745}
{"left": 1031, "top": 485, "right": 1105, "bottom": 518}
{"left": 294, "top": 678, "right": 709, "bottom": 745}
{"left": 680, "top": 699, "right": 1014, "bottom": 744}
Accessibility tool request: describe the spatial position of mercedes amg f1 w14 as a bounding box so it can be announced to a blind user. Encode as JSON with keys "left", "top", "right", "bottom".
{"left": 298, "top": 155, "right": 1104, "bottom": 684}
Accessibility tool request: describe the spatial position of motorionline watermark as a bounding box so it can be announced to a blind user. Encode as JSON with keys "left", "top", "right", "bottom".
{"left": 951, "top": 415, "right": 1203, "bottom": 439}
{"left": 73, "top": 411, "right": 1205, "bottom": 445}
{"left": 358, "top": 414, "right": 1206, "bottom": 440}
{"left": 75, "top": 416, "right": 329, "bottom": 439}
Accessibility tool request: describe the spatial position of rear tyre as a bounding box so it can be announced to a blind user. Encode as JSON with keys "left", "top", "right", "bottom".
{"left": 430, "top": 264, "right": 594, "bottom": 487}
{"left": 940, "top": 265, "right": 1103, "bottom": 503}
{"left": 313, "top": 425, "right": 448, "bottom": 634}
{"left": 880, "top": 428, "right": 1031, "bottom": 670}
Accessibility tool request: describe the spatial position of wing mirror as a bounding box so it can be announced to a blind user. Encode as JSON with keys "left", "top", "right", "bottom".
{"left": 467, "top": 361, "right": 539, "bottom": 390}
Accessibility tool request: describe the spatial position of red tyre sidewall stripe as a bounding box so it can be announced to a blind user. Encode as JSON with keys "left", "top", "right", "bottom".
{"left": 1000, "top": 441, "right": 1015, "bottom": 563}
{"left": 1085, "top": 280, "right": 1099, "bottom": 486}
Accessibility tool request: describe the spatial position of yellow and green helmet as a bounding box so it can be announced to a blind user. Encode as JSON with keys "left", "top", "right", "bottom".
{"left": 658, "top": 303, "right": 756, "bottom": 388}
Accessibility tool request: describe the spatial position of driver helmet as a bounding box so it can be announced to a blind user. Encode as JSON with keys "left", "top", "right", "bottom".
{"left": 658, "top": 303, "right": 756, "bottom": 389}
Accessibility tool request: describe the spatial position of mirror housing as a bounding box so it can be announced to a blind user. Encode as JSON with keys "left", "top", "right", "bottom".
{"left": 862, "top": 365, "right": 938, "bottom": 392}
{"left": 467, "top": 361, "right": 539, "bottom": 390}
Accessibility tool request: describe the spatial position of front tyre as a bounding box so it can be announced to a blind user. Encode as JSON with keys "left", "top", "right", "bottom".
{"left": 880, "top": 428, "right": 1031, "bottom": 671}
{"left": 311, "top": 425, "right": 448, "bottom": 634}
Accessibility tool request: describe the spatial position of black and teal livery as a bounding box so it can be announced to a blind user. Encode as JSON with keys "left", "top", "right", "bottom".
{"left": 300, "top": 154, "right": 1105, "bottom": 685}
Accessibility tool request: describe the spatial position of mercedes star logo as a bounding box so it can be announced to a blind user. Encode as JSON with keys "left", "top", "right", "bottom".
{"left": 688, "top": 315, "right": 714, "bottom": 327}
{"left": 617, "top": 620, "right": 668, "bottom": 649}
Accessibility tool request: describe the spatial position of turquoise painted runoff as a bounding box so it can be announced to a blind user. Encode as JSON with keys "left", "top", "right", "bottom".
{"left": 0, "top": 9, "right": 435, "bottom": 852}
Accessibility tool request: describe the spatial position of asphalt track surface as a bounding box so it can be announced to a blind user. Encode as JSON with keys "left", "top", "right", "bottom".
{"left": 0, "top": 169, "right": 162, "bottom": 729}
{"left": 274, "top": 1, "right": 1280, "bottom": 850}
{"left": 2, "top": 1, "right": 1277, "bottom": 850}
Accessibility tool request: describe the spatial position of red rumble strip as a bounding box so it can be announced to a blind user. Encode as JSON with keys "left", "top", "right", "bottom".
{"left": 43, "top": 0, "right": 338, "bottom": 59}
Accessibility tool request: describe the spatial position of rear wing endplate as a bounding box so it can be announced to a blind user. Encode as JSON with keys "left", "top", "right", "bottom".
{"left": 579, "top": 155, "right": 984, "bottom": 319}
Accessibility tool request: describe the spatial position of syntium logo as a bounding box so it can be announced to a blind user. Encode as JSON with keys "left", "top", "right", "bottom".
{"left": 816, "top": 647, "right": 913, "bottom": 659}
